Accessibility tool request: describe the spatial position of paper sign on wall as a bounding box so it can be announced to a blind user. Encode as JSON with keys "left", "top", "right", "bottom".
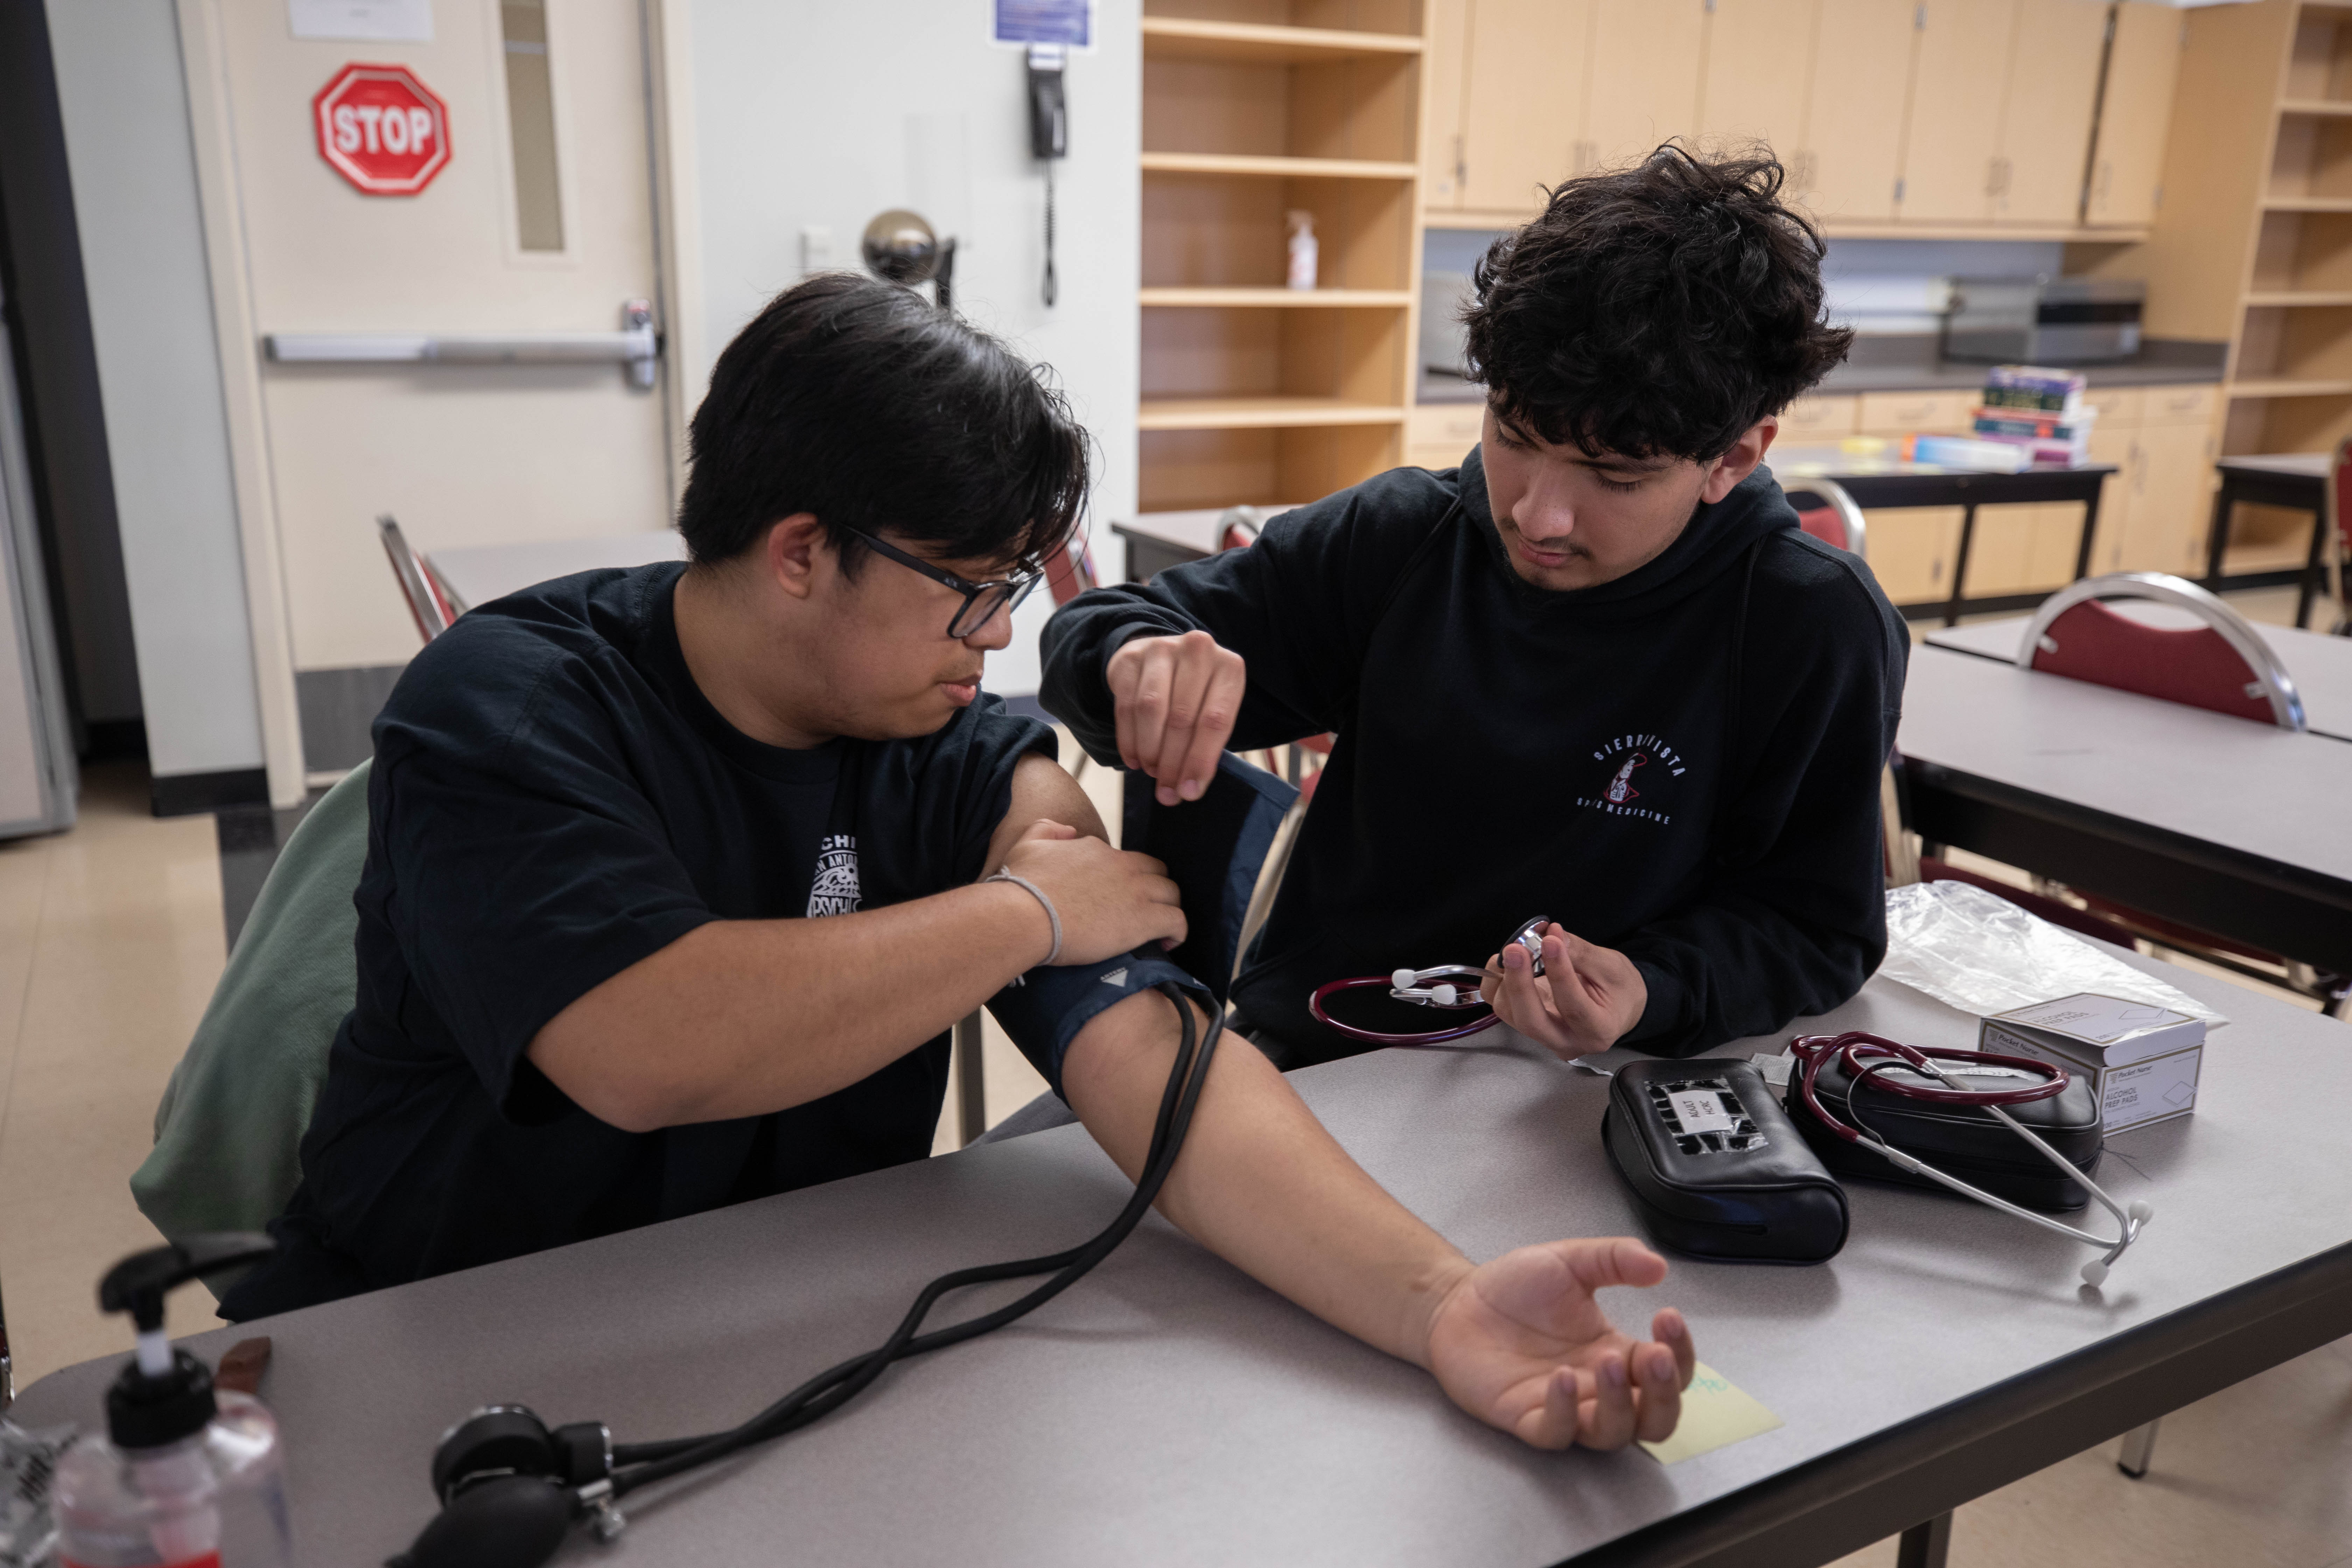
{"left": 289, "top": 0, "right": 433, "bottom": 42}
{"left": 993, "top": 0, "right": 1092, "bottom": 48}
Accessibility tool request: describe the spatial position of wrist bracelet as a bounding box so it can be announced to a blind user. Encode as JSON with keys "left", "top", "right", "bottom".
{"left": 987, "top": 868, "right": 1063, "bottom": 966}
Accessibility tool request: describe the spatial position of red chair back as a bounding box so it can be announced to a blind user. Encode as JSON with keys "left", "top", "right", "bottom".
{"left": 1793, "top": 501, "right": 1849, "bottom": 553}
{"left": 2028, "top": 599, "right": 2274, "bottom": 723}
{"left": 1044, "top": 536, "right": 1098, "bottom": 607}
{"left": 2331, "top": 435, "right": 2352, "bottom": 555}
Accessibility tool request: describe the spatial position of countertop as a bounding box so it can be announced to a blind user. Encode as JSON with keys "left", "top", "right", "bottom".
{"left": 1418, "top": 336, "right": 2228, "bottom": 406}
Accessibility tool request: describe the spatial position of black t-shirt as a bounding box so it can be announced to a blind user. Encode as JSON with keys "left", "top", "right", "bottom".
{"left": 222, "top": 562, "right": 1054, "bottom": 1320}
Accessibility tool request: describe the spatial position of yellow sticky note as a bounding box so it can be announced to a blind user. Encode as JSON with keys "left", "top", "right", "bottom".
{"left": 1637, "top": 1361, "right": 1784, "bottom": 1465}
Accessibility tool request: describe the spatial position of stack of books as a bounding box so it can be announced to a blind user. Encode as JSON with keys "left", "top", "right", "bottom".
{"left": 1972, "top": 365, "right": 2094, "bottom": 465}
{"left": 1911, "top": 366, "right": 2094, "bottom": 471}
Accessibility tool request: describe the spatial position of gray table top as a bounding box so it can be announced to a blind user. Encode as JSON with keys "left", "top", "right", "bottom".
{"left": 1899, "top": 646, "right": 2352, "bottom": 888}
{"left": 16, "top": 957, "right": 2350, "bottom": 1566}
{"left": 1925, "top": 613, "right": 2352, "bottom": 745}
{"left": 2214, "top": 452, "right": 2329, "bottom": 480}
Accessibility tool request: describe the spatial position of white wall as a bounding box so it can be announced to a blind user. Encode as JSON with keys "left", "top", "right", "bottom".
{"left": 682, "top": 0, "right": 1141, "bottom": 696}
{"left": 45, "top": 0, "right": 264, "bottom": 780}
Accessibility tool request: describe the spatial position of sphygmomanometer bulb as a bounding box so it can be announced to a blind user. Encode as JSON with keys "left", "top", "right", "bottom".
{"left": 2080, "top": 1258, "right": 2109, "bottom": 1288}
{"left": 1432, "top": 984, "right": 1457, "bottom": 1007}
{"left": 1392, "top": 967, "right": 1416, "bottom": 991}
{"left": 2128, "top": 1199, "right": 2154, "bottom": 1225}
{"left": 390, "top": 1473, "right": 578, "bottom": 1568}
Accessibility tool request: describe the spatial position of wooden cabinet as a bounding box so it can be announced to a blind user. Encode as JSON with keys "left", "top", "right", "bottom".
{"left": 1995, "top": 0, "right": 2110, "bottom": 223}
{"left": 2086, "top": 1, "right": 2185, "bottom": 226}
{"left": 1898, "top": 0, "right": 2017, "bottom": 223}
{"left": 1896, "top": 0, "right": 2105, "bottom": 226}
{"left": 1405, "top": 402, "right": 1484, "bottom": 470}
{"left": 2064, "top": 382, "right": 2219, "bottom": 578}
{"left": 1857, "top": 388, "right": 1976, "bottom": 434}
{"left": 1797, "top": 0, "right": 1916, "bottom": 222}
{"left": 1583, "top": 0, "right": 1706, "bottom": 169}
{"left": 1868, "top": 510, "right": 1966, "bottom": 603}
{"left": 1422, "top": 0, "right": 1471, "bottom": 209}
{"left": 2085, "top": 422, "right": 2138, "bottom": 575}
{"left": 1780, "top": 393, "right": 1860, "bottom": 441}
{"left": 2122, "top": 396, "right": 2221, "bottom": 577}
{"left": 1698, "top": 0, "right": 1817, "bottom": 160}
{"left": 1457, "top": 0, "right": 1590, "bottom": 212}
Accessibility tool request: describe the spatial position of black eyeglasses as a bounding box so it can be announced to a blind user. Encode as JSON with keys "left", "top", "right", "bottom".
{"left": 841, "top": 527, "right": 1043, "bottom": 639}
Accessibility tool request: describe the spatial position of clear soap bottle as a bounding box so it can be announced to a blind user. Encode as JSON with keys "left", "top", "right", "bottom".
{"left": 51, "top": 1236, "right": 292, "bottom": 1568}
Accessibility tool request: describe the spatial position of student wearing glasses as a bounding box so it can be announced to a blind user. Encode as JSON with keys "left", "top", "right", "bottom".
{"left": 219, "top": 274, "right": 1696, "bottom": 1454}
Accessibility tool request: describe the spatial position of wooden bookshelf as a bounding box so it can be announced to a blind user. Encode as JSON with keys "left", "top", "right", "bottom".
{"left": 2073, "top": 0, "right": 2352, "bottom": 583}
{"left": 1138, "top": 0, "right": 1432, "bottom": 521}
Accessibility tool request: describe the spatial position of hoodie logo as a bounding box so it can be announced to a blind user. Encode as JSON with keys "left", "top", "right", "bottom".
{"left": 1576, "top": 734, "right": 1686, "bottom": 826}
{"left": 807, "top": 834, "right": 862, "bottom": 917}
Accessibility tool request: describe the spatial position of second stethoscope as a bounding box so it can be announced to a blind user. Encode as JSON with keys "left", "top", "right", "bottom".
{"left": 1308, "top": 915, "right": 1554, "bottom": 1046}
{"left": 1788, "top": 1031, "right": 2154, "bottom": 1285}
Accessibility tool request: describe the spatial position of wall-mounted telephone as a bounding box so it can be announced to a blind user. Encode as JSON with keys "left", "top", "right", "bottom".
{"left": 1028, "top": 43, "right": 1066, "bottom": 307}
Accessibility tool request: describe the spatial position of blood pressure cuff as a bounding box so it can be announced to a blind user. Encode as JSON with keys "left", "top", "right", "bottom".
{"left": 1120, "top": 752, "right": 1299, "bottom": 1004}
{"left": 986, "top": 955, "right": 1216, "bottom": 1100}
{"left": 1784, "top": 1051, "right": 2102, "bottom": 1213}
{"left": 1601, "top": 1059, "right": 1848, "bottom": 1264}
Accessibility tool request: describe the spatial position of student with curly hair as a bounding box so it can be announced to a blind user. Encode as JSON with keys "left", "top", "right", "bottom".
{"left": 1043, "top": 146, "right": 1909, "bottom": 1068}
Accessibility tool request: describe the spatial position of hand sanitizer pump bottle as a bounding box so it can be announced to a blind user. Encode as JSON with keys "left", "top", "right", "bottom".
{"left": 1286, "top": 210, "right": 1318, "bottom": 291}
{"left": 52, "top": 1236, "right": 291, "bottom": 1568}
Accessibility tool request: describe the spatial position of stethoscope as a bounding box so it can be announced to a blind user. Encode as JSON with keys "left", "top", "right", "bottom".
{"left": 1788, "top": 1031, "right": 2154, "bottom": 1286}
{"left": 1308, "top": 915, "right": 1553, "bottom": 1045}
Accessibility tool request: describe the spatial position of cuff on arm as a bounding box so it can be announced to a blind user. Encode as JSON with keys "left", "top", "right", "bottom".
{"left": 986, "top": 951, "right": 1217, "bottom": 1100}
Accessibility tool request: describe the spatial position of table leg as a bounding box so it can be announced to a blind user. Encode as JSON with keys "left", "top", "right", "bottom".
{"left": 2301, "top": 509, "right": 2329, "bottom": 629}
{"left": 2073, "top": 483, "right": 2104, "bottom": 582}
{"left": 2204, "top": 480, "right": 2235, "bottom": 590}
{"left": 955, "top": 1011, "right": 987, "bottom": 1146}
{"left": 2117, "top": 1417, "right": 2161, "bottom": 1479}
{"left": 1944, "top": 504, "right": 1980, "bottom": 626}
{"left": 1896, "top": 1511, "right": 1954, "bottom": 1568}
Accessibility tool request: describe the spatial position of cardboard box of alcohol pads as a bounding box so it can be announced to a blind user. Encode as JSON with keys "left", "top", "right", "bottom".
{"left": 1978, "top": 993, "right": 2204, "bottom": 1133}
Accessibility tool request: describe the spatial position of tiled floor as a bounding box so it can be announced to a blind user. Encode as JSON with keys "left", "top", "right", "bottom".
{"left": 0, "top": 762, "right": 232, "bottom": 1391}
{"left": 3, "top": 594, "right": 2346, "bottom": 1561}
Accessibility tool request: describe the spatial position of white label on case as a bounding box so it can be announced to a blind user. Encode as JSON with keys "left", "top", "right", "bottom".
{"left": 1668, "top": 1091, "right": 1737, "bottom": 1134}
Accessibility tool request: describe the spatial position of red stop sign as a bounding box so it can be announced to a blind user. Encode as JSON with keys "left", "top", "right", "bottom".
{"left": 313, "top": 63, "right": 450, "bottom": 196}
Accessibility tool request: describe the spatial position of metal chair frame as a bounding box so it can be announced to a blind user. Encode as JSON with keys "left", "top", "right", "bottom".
{"left": 1784, "top": 476, "right": 1869, "bottom": 562}
{"left": 2018, "top": 571, "right": 2307, "bottom": 731}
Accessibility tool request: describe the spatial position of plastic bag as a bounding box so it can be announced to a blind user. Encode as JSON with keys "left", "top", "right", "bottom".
{"left": 1878, "top": 881, "right": 2228, "bottom": 1029}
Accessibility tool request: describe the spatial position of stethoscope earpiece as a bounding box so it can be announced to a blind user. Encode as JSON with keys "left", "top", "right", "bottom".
{"left": 1309, "top": 917, "right": 1556, "bottom": 1046}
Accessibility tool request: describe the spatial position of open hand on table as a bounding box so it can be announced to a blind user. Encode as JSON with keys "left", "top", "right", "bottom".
{"left": 1421, "top": 1237, "right": 1694, "bottom": 1450}
{"left": 1478, "top": 923, "right": 1648, "bottom": 1060}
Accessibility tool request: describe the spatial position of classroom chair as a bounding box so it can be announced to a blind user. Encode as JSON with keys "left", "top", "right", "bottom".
{"left": 378, "top": 515, "right": 456, "bottom": 643}
{"left": 1783, "top": 478, "right": 1869, "bottom": 561}
{"left": 132, "top": 762, "right": 373, "bottom": 1286}
{"left": 2010, "top": 573, "right": 2344, "bottom": 1015}
{"left": 2019, "top": 570, "right": 2304, "bottom": 727}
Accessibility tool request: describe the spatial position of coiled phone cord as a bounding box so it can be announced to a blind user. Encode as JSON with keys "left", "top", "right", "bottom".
{"left": 602, "top": 983, "right": 1218, "bottom": 1494}
{"left": 1041, "top": 164, "right": 1058, "bottom": 308}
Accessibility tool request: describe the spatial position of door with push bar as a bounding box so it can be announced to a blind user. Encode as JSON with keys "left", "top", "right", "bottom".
{"left": 190, "top": 0, "right": 673, "bottom": 778}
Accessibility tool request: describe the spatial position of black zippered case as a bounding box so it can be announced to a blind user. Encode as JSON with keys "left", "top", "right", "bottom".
{"left": 1601, "top": 1059, "right": 1848, "bottom": 1264}
{"left": 1782, "top": 1050, "right": 2103, "bottom": 1213}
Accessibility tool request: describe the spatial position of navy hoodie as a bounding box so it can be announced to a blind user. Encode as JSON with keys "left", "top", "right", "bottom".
{"left": 1041, "top": 446, "right": 1910, "bottom": 1066}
